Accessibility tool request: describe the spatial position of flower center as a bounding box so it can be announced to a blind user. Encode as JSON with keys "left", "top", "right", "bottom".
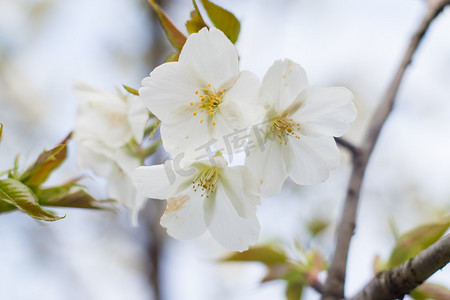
{"left": 270, "top": 117, "right": 301, "bottom": 145}
{"left": 190, "top": 84, "right": 225, "bottom": 126}
{"left": 191, "top": 167, "right": 220, "bottom": 198}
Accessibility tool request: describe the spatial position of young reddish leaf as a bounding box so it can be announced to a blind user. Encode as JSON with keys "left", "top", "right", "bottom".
{"left": 387, "top": 217, "right": 450, "bottom": 268}
{"left": 39, "top": 188, "right": 114, "bottom": 210}
{"left": 186, "top": 0, "right": 208, "bottom": 34}
{"left": 262, "top": 264, "right": 294, "bottom": 282}
{"left": 148, "top": 0, "right": 187, "bottom": 51}
{"left": 123, "top": 84, "right": 139, "bottom": 96}
{"left": 200, "top": 0, "right": 241, "bottom": 43}
{"left": 20, "top": 134, "right": 71, "bottom": 187}
{"left": 221, "top": 245, "right": 288, "bottom": 266}
{"left": 0, "top": 178, "right": 64, "bottom": 221}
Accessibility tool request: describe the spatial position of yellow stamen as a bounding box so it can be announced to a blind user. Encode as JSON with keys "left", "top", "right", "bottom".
{"left": 190, "top": 83, "right": 225, "bottom": 124}
{"left": 270, "top": 117, "right": 301, "bottom": 146}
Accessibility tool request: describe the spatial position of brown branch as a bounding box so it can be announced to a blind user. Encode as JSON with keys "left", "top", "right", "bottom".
{"left": 350, "top": 234, "right": 450, "bottom": 300}
{"left": 321, "top": 1, "right": 450, "bottom": 299}
{"left": 335, "top": 137, "right": 360, "bottom": 156}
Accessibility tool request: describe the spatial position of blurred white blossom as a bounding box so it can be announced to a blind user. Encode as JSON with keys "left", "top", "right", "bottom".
{"left": 73, "top": 82, "right": 148, "bottom": 224}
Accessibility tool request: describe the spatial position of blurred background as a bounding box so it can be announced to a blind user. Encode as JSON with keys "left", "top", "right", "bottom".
{"left": 1, "top": 0, "right": 450, "bottom": 299}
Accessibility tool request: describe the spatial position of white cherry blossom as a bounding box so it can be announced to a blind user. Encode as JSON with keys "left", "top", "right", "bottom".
{"left": 73, "top": 82, "right": 149, "bottom": 224}
{"left": 246, "top": 59, "right": 357, "bottom": 197}
{"left": 132, "top": 155, "right": 261, "bottom": 251}
{"left": 139, "top": 27, "right": 262, "bottom": 157}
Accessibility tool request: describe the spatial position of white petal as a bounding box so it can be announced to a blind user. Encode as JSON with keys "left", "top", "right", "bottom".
{"left": 159, "top": 117, "right": 211, "bottom": 157}
{"left": 132, "top": 165, "right": 172, "bottom": 200}
{"left": 112, "top": 147, "right": 141, "bottom": 176}
{"left": 160, "top": 189, "right": 207, "bottom": 240}
{"left": 223, "top": 71, "right": 260, "bottom": 106}
{"left": 221, "top": 166, "right": 260, "bottom": 218}
{"left": 140, "top": 62, "right": 202, "bottom": 123}
{"left": 74, "top": 82, "right": 134, "bottom": 148}
{"left": 127, "top": 95, "right": 149, "bottom": 143}
{"left": 75, "top": 139, "right": 115, "bottom": 177}
{"left": 245, "top": 136, "right": 289, "bottom": 198}
{"left": 178, "top": 28, "right": 238, "bottom": 89}
{"left": 220, "top": 70, "right": 265, "bottom": 128}
{"left": 73, "top": 81, "right": 120, "bottom": 104}
{"left": 292, "top": 87, "right": 357, "bottom": 137}
{"left": 108, "top": 167, "right": 145, "bottom": 226}
{"left": 205, "top": 184, "right": 260, "bottom": 251}
{"left": 286, "top": 136, "right": 340, "bottom": 185}
{"left": 76, "top": 100, "right": 132, "bottom": 149}
{"left": 260, "top": 59, "right": 308, "bottom": 111}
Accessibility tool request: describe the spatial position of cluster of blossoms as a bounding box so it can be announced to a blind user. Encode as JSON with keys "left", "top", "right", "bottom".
{"left": 132, "top": 28, "right": 357, "bottom": 251}
{"left": 73, "top": 27, "right": 356, "bottom": 251}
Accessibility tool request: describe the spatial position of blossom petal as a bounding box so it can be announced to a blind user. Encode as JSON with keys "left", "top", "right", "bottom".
{"left": 127, "top": 95, "right": 149, "bottom": 143}
{"left": 292, "top": 87, "right": 356, "bottom": 137}
{"left": 109, "top": 167, "right": 145, "bottom": 226}
{"left": 178, "top": 28, "right": 238, "bottom": 89}
{"left": 205, "top": 184, "right": 260, "bottom": 251}
{"left": 245, "top": 137, "right": 289, "bottom": 198}
{"left": 220, "top": 70, "right": 264, "bottom": 128}
{"left": 75, "top": 94, "right": 132, "bottom": 148}
{"left": 260, "top": 59, "right": 308, "bottom": 111}
{"left": 132, "top": 165, "right": 172, "bottom": 200}
{"left": 75, "top": 139, "right": 115, "bottom": 177}
{"left": 221, "top": 166, "right": 260, "bottom": 218}
{"left": 73, "top": 81, "right": 120, "bottom": 103}
{"left": 140, "top": 62, "right": 202, "bottom": 123}
{"left": 159, "top": 117, "right": 211, "bottom": 157}
{"left": 160, "top": 189, "right": 207, "bottom": 240}
{"left": 285, "top": 136, "right": 339, "bottom": 185}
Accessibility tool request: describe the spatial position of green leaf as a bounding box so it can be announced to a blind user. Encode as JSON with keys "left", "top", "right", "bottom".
{"left": 0, "top": 178, "right": 63, "bottom": 221}
{"left": 165, "top": 52, "right": 180, "bottom": 62}
{"left": 411, "top": 283, "right": 450, "bottom": 300}
{"left": 387, "top": 217, "right": 450, "bottom": 268}
{"left": 0, "top": 123, "right": 3, "bottom": 142}
{"left": 123, "top": 84, "right": 139, "bottom": 96}
{"left": 221, "top": 245, "right": 288, "bottom": 266}
{"left": 200, "top": 0, "right": 241, "bottom": 43}
{"left": 148, "top": 119, "right": 161, "bottom": 141}
{"left": 307, "top": 218, "right": 329, "bottom": 237}
{"left": 143, "top": 139, "right": 162, "bottom": 158}
{"left": 285, "top": 281, "right": 303, "bottom": 300}
{"left": 0, "top": 199, "right": 16, "bottom": 213}
{"left": 186, "top": 0, "right": 208, "bottom": 34}
{"left": 20, "top": 134, "right": 71, "bottom": 187}
{"left": 148, "top": 0, "right": 187, "bottom": 51}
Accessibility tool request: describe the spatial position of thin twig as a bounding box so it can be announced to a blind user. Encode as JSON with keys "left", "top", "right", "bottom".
{"left": 350, "top": 234, "right": 450, "bottom": 300}
{"left": 321, "top": 1, "right": 450, "bottom": 299}
{"left": 335, "top": 137, "right": 360, "bottom": 156}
